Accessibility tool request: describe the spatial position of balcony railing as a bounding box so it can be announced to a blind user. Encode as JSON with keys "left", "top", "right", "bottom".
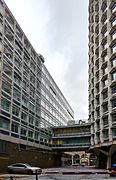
{"left": 52, "top": 132, "right": 91, "bottom": 138}
{"left": 52, "top": 143, "right": 91, "bottom": 149}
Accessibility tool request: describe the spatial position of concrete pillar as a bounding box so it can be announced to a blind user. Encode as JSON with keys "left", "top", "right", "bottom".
{"left": 71, "top": 155, "right": 74, "bottom": 165}
{"left": 107, "top": 154, "right": 111, "bottom": 170}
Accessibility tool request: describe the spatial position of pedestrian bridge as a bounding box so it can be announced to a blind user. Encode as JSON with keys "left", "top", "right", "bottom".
{"left": 52, "top": 122, "right": 91, "bottom": 151}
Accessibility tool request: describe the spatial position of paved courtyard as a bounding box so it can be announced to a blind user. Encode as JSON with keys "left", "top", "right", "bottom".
{"left": 0, "top": 167, "right": 114, "bottom": 180}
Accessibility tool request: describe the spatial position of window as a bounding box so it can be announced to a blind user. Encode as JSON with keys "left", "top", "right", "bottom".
{"left": 3, "top": 62, "right": 12, "bottom": 77}
{"left": 4, "top": 43, "right": 13, "bottom": 60}
{"left": 13, "top": 88, "right": 21, "bottom": 101}
{"left": 35, "top": 132, "right": 39, "bottom": 140}
{"left": 103, "top": 66, "right": 108, "bottom": 75}
{"left": 1, "top": 97, "right": 11, "bottom": 112}
{"left": 35, "top": 118, "right": 40, "bottom": 127}
{"left": 21, "top": 112, "right": 28, "bottom": 121}
{"left": 22, "top": 96, "right": 28, "bottom": 107}
{"left": 23, "top": 64, "right": 29, "bottom": 78}
{"left": 15, "top": 41, "right": 22, "bottom": 55}
{"left": 103, "top": 116, "right": 108, "bottom": 126}
{"left": 112, "top": 85, "right": 116, "bottom": 94}
{"left": 21, "top": 128, "right": 27, "bottom": 136}
{"left": 103, "top": 130, "right": 108, "bottom": 139}
{"left": 30, "top": 61, "right": 35, "bottom": 72}
{"left": 103, "top": 79, "right": 108, "bottom": 87}
{"left": 29, "top": 115, "right": 34, "bottom": 125}
{"left": 112, "top": 99, "right": 116, "bottom": 108}
{"left": 12, "top": 105, "right": 20, "bottom": 117}
{"left": 14, "top": 57, "right": 22, "bottom": 70}
{"left": 0, "top": 117, "right": 10, "bottom": 130}
{"left": 112, "top": 72, "right": 116, "bottom": 81}
{"left": 36, "top": 105, "right": 40, "bottom": 114}
{"left": 29, "top": 102, "right": 35, "bottom": 112}
{"left": 28, "top": 131, "right": 33, "bottom": 138}
{"left": 11, "top": 122, "right": 19, "bottom": 133}
{"left": 112, "top": 44, "right": 116, "bottom": 53}
{"left": 14, "top": 73, "right": 21, "bottom": 85}
{"left": 113, "top": 128, "right": 116, "bottom": 137}
{"left": 103, "top": 90, "right": 108, "bottom": 100}
{"left": 103, "top": 103, "right": 108, "bottom": 113}
{"left": 112, "top": 113, "right": 116, "bottom": 122}
{"left": 24, "top": 53, "right": 30, "bottom": 64}
{"left": 30, "top": 87, "right": 35, "bottom": 98}
{"left": 30, "top": 73, "right": 35, "bottom": 84}
{"left": 2, "top": 80, "right": 12, "bottom": 94}
{"left": 22, "top": 81, "right": 29, "bottom": 92}
{"left": 111, "top": 58, "right": 116, "bottom": 67}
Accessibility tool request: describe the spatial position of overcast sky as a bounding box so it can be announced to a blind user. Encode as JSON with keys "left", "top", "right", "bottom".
{"left": 5, "top": 0, "right": 89, "bottom": 120}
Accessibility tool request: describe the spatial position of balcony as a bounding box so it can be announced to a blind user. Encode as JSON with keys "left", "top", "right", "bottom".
{"left": 52, "top": 143, "right": 91, "bottom": 150}
{"left": 52, "top": 132, "right": 91, "bottom": 138}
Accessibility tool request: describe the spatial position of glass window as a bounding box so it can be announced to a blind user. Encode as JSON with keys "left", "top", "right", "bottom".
{"left": 21, "top": 128, "right": 27, "bottom": 136}
{"left": 112, "top": 85, "right": 116, "bottom": 94}
{"left": 35, "top": 132, "right": 39, "bottom": 140}
{"left": 29, "top": 115, "right": 34, "bottom": 124}
{"left": 35, "top": 118, "right": 40, "bottom": 127}
{"left": 1, "top": 97, "right": 11, "bottom": 112}
{"left": 4, "top": 43, "right": 13, "bottom": 60}
{"left": 14, "top": 57, "right": 22, "bottom": 70}
{"left": 112, "top": 99, "right": 116, "bottom": 108}
{"left": 103, "top": 130, "right": 108, "bottom": 139}
{"left": 103, "top": 79, "right": 108, "bottom": 87}
{"left": 23, "top": 64, "right": 29, "bottom": 78}
{"left": 112, "top": 44, "right": 116, "bottom": 53}
{"left": 103, "top": 90, "right": 108, "bottom": 100}
{"left": 103, "top": 67, "right": 108, "bottom": 75}
{"left": 30, "top": 73, "right": 35, "bottom": 84}
{"left": 12, "top": 105, "right": 20, "bottom": 117}
{"left": 30, "top": 87, "right": 35, "bottom": 98}
{"left": 112, "top": 72, "right": 116, "bottom": 81}
{"left": 30, "top": 61, "right": 35, "bottom": 72}
{"left": 3, "top": 62, "right": 12, "bottom": 77}
{"left": 103, "top": 116, "right": 108, "bottom": 126}
{"left": 2, "top": 80, "right": 12, "bottom": 95}
{"left": 36, "top": 105, "right": 40, "bottom": 114}
{"left": 113, "top": 128, "right": 116, "bottom": 136}
{"left": 28, "top": 131, "right": 33, "bottom": 138}
{"left": 11, "top": 122, "right": 19, "bottom": 133}
{"left": 112, "top": 113, "right": 116, "bottom": 122}
{"left": 0, "top": 117, "right": 10, "bottom": 130}
{"left": 21, "top": 112, "right": 28, "bottom": 121}
{"left": 22, "top": 96, "right": 28, "bottom": 107}
{"left": 103, "top": 103, "right": 108, "bottom": 113}
{"left": 29, "top": 102, "right": 35, "bottom": 111}
{"left": 112, "top": 58, "right": 116, "bottom": 67}
{"left": 14, "top": 73, "right": 21, "bottom": 85}
{"left": 13, "top": 88, "right": 21, "bottom": 101}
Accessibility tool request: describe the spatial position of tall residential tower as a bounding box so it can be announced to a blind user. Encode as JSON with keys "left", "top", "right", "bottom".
{"left": 88, "top": 0, "right": 116, "bottom": 168}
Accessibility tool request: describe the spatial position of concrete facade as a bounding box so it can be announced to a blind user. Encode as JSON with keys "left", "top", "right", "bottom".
{"left": 88, "top": 0, "right": 116, "bottom": 168}
{"left": 0, "top": 0, "right": 74, "bottom": 171}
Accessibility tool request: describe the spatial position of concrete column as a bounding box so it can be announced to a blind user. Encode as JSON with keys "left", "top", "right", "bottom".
{"left": 71, "top": 155, "right": 74, "bottom": 165}
{"left": 107, "top": 154, "right": 111, "bottom": 170}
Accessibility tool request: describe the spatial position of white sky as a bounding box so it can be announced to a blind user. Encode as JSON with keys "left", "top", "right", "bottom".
{"left": 5, "top": 0, "right": 89, "bottom": 120}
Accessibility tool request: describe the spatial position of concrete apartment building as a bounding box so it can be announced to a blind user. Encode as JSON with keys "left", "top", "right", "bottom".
{"left": 88, "top": 0, "right": 116, "bottom": 168}
{"left": 0, "top": 0, "right": 74, "bottom": 171}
